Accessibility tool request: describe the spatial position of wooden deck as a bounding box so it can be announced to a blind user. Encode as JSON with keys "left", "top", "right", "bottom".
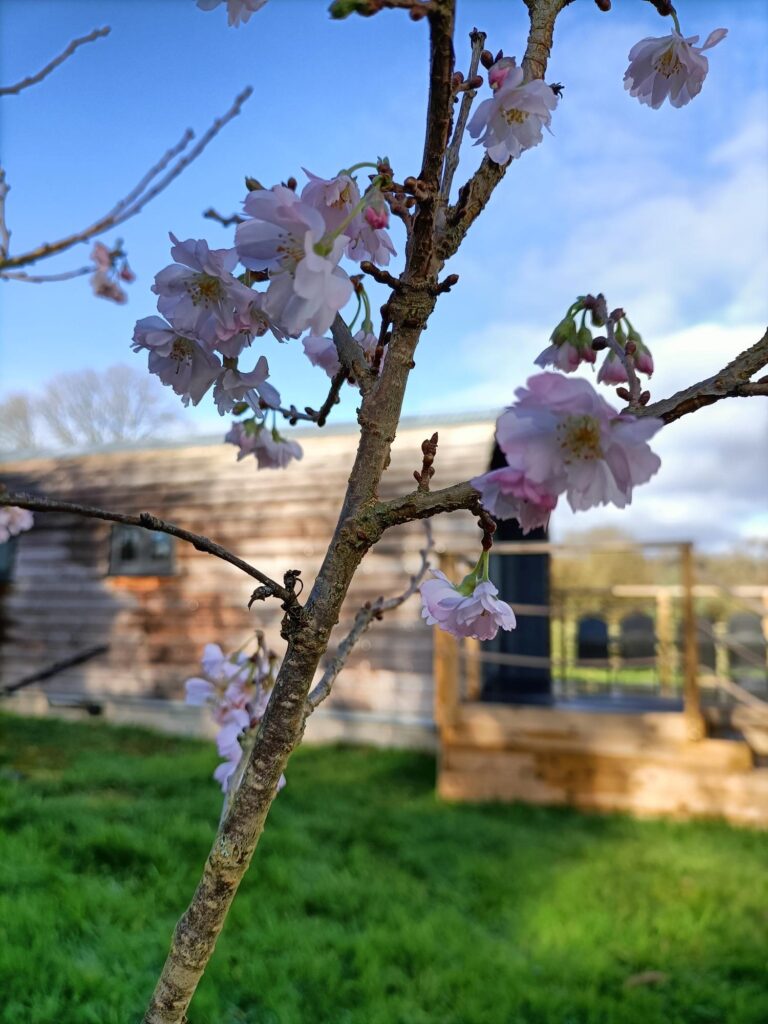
{"left": 433, "top": 554, "right": 768, "bottom": 828}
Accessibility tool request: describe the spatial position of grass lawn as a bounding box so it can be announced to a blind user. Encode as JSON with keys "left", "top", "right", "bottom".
{"left": 1, "top": 713, "right": 767, "bottom": 1024}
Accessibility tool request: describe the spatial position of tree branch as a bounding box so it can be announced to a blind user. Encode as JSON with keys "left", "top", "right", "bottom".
{"left": 0, "top": 491, "right": 294, "bottom": 603}
{"left": 438, "top": 0, "right": 570, "bottom": 262}
{"left": 0, "top": 88, "right": 252, "bottom": 271}
{"left": 306, "top": 522, "right": 434, "bottom": 710}
{"left": 440, "top": 28, "right": 486, "bottom": 201}
{"left": 0, "top": 26, "right": 110, "bottom": 97}
{"left": 636, "top": 328, "right": 768, "bottom": 424}
{"left": 0, "top": 265, "right": 92, "bottom": 283}
{"left": 0, "top": 167, "right": 10, "bottom": 260}
{"left": 376, "top": 478, "right": 479, "bottom": 528}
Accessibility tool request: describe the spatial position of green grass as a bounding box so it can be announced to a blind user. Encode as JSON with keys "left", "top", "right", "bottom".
{"left": 1, "top": 713, "right": 767, "bottom": 1024}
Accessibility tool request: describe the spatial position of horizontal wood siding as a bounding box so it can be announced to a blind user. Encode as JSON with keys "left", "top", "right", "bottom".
{"left": 1, "top": 420, "right": 494, "bottom": 720}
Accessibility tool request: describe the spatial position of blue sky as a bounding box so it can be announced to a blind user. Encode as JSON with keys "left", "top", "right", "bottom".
{"left": 1, "top": 0, "right": 766, "bottom": 546}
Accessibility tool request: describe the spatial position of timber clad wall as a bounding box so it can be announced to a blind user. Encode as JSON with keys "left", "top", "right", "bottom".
{"left": 0, "top": 418, "right": 494, "bottom": 723}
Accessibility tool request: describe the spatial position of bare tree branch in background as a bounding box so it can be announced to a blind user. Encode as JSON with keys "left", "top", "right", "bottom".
{"left": 0, "top": 26, "right": 111, "bottom": 97}
{"left": 0, "top": 365, "right": 184, "bottom": 454}
{"left": 0, "top": 393, "right": 38, "bottom": 452}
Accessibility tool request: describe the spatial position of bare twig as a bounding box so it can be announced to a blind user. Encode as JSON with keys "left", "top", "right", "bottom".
{"left": 438, "top": 0, "right": 569, "bottom": 263}
{"left": 0, "top": 265, "right": 92, "bottom": 283}
{"left": 0, "top": 87, "right": 253, "bottom": 271}
{"left": 306, "top": 522, "right": 434, "bottom": 710}
{"left": 0, "top": 26, "right": 111, "bottom": 97}
{"left": 270, "top": 369, "right": 346, "bottom": 428}
{"left": 203, "top": 208, "right": 244, "bottom": 228}
{"left": 0, "top": 167, "right": 10, "bottom": 260}
{"left": 376, "top": 478, "right": 479, "bottom": 528}
{"left": 636, "top": 329, "right": 768, "bottom": 424}
{"left": 0, "top": 491, "right": 295, "bottom": 603}
{"left": 1, "top": 644, "right": 109, "bottom": 697}
{"left": 441, "top": 29, "right": 487, "bottom": 201}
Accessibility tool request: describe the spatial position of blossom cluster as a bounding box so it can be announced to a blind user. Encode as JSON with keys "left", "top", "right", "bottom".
{"left": 536, "top": 299, "right": 654, "bottom": 386}
{"left": 184, "top": 636, "right": 285, "bottom": 794}
{"left": 132, "top": 167, "right": 396, "bottom": 470}
{"left": 0, "top": 506, "right": 34, "bottom": 544}
{"left": 90, "top": 241, "right": 135, "bottom": 305}
{"left": 472, "top": 373, "right": 663, "bottom": 533}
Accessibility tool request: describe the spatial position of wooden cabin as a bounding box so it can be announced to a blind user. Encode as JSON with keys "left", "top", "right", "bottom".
{"left": 2, "top": 417, "right": 767, "bottom": 825}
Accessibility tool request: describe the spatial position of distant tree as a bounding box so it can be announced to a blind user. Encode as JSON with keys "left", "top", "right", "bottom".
{"left": 0, "top": 392, "right": 38, "bottom": 452}
{"left": 0, "top": 364, "right": 182, "bottom": 452}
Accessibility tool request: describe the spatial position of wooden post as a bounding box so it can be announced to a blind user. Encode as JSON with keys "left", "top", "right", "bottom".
{"left": 433, "top": 554, "right": 461, "bottom": 732}
{"left": 656, "top": 589, "right": 673, "bottom": 697}
{"left": 463, "top": 636, "right": 482, "bottom": 701}
{"left": 681, "top": 543, "right": 705, "bottom": 740}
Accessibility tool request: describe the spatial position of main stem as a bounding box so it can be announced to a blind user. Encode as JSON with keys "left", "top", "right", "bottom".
{"left": 141, "top": 0, "right": 587, "bottom": 1016}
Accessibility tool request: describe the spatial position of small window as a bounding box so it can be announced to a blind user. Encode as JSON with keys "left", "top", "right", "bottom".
{"left": 108, "top": 525, "right": 175, "bottom": 576}
{"left": 0, "top": 537, "right": 18, "bottom": 584}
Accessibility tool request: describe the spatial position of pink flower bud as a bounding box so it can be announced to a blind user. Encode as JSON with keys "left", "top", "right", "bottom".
{"left": 488, "top": 56, "right": 517, "bottom": 91}
{"left": 364, "top": 206, "right": 389, "bottom": 230}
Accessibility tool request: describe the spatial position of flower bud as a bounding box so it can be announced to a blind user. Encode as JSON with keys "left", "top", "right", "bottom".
{"left": 550, "top": 314, "right": 577, "bottom": 347}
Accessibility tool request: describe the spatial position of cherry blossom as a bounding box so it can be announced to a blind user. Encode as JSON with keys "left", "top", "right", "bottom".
{"left": 152, "top": 234, "right": 253, "bottom": 347}
{"left": 536, "top": 321, "right": 596, "bottom": 373}
{"left": 184, "top": 637, "right": 278, "bottom": 793}
{"left": 212, "top": 356, "right": 281, "bottom": 415}
{"left": 90, "top": 270, "right": 128, "bottom": 305}
{"left": 472, "top": 373, "right": 662, "bottom": 527}
{"left": 264, "top": 232, "right": 353, "bottom": 336}
{"left": 301, "top": 169, "right": 361, "bottom": 237}
{"left": 303, "top": 333, "right": 341, "bottom": 378}
{"left": 196, "top": 0, "right": 268, "bottom": 28}
{"left": 468, "top": 59, "right": 558, "bottom": 166}
{"left": 225, "top": 421, "right": 303, "bottom": 470}
{"left": 0, "top": 506, "right": 34, "bottom": 543}
{"left": 624, "top": 27, "right": 727, "bottom": 109}
{"left": 470, "top": 466, "right": 557, "bottom": 534}
{"left": 132, "top": 315, "right": 222, "bottom": 406}
{"left": 235, "top": 185, "right": 325, "bottom": 273}
{"left": 420, "top": 553, "right": 516, "bottom": 641}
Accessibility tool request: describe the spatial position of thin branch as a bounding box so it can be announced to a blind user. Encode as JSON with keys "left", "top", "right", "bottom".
{"left": 0, "top": 265, "right": 92, "bottom": 283}
{"left": 270, "top": 369, "right": 346, "bottom": 428}
{"left": 636, "top": 329, "right": 768, "bottom": 424}
{"left": 0, "top": 167, "right": 10, "bottom": 259}
{"left": 0, "top": 491, "right": 294, "bottom": 603}
{"left": 0, "top": 26, "right": 110, "bottom": 97}
{"left": 306, "top": 522, "right": 434, "bottom": 710}
{"left": 376, "top": 478, "right": 479, "bottom": 528}
{"left": 1, "top": 644, "right": 108, "bottom": 697}
{"left": 438, "top": 0, "right": 570, "bottom": 263}
{"left": 203, "top": 208, "right": 244, "bottom": 228}
{"left": 0, "top": 87, "right": 253, "bottom": 271}
{"left": 330, "top": 313, "right": 376, "bottom": 393}
{"left": 441, "top": 29, "right": 487, "bottom": 201}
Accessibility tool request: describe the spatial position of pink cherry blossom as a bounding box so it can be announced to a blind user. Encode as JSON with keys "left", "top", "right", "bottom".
{"left": 235, "top": 185, "right": 326, "bottom": 273}
{"left": 90, "top": 241, "right": 112, "bottom": 271}
{"left": 225, "top": 421, "right": 303, "bottom": 470}
{"left": 474, "top": 373, "right": 662, "bottom": 523}
{"left": 152, "top": 234, "right": 253, "bottom": 347}
{"left": 624, "top": 28, "right": 727, "bottom": 109}
{"left": 212, "top": 355, "right": 281, "bottom": 415}
{"left": 468, "top": 62, "right": 558, "bottom": 166}
{"left": 470, "top": 466, "right": 556, "bottom": 534}
{"left": 90, "top": 269, "right": 128, "bottom": 305}
{"left": 420, "top": 570, "right": 516, "bottom": 641}
{"left": 196, "top": 0, "right": 268, "bottom": 28}
{"left": 303, "top": 334, "right": 341, "bottom": 377}
{"left": 301, "top": 169, "right": 361, "bottom": 237}
{"left": 0, "top": 506, "right": 34, "bottom": 543}
{"left": 264, "top": 232, "right": 352, "bottom": 336}
{"left": 597, "top": 351, "right": 629, "bottom": 385}
{"left": 132, "top": 315, "right": 222, "bottom": 406}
